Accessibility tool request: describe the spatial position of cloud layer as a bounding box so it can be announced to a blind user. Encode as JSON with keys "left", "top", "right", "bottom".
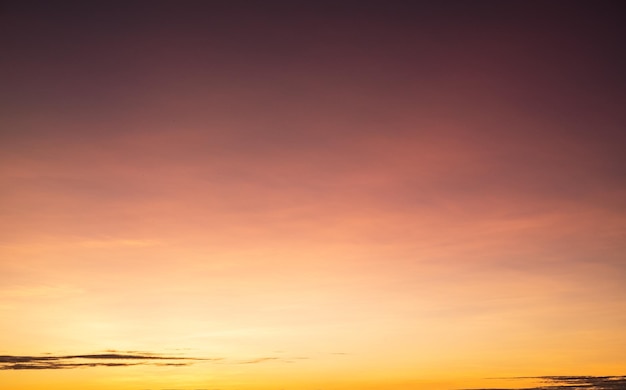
{"left": 464, "top": 375, "right": 626, "bottom": 390}
{"left": 0, "top": 351, "right": 306, "bottom": 370}
{"left": 0, "top": 352, "right": 204, "bottom": 370}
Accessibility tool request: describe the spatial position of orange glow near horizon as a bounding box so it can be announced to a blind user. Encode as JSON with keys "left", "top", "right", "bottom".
{"left": 1, "top": 2, "right": 625, "bottom": 390}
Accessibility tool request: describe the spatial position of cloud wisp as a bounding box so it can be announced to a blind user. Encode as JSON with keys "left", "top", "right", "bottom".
{"left": 462, "top": 375, "right": 626, "bottom": 390}
{"left": 0, "top": 351, "right": 310, "bottom": 370}
{"left": 0, "top": 352, "right": 212, "bottom": 370}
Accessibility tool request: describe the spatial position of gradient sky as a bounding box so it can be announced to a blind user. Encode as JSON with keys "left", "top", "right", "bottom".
{"left": 1, "top": 2, "right": 625, "bottom": 390}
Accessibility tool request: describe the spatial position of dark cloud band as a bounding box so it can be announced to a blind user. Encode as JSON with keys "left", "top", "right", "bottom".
{"left": 0, "top": 352, "right": 304, "bottom": 370}
{"left": 0, "top": 352, "right": 206, "bottom": 370}
{"left": 461, "top": 375, "right": 626, "bottom": 390}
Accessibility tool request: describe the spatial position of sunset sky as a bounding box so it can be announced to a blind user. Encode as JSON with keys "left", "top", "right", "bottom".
{"left": 1, "top": 2, "right": 625, "bottom": 390}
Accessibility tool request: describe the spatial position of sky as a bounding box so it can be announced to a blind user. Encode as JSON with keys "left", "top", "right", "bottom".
{"left": 1, "top": 1, "right": 625, "bottom": 390}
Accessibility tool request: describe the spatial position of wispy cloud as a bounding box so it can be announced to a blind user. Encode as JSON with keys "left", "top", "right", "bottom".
{"left": 237, "top": 357, "right": 279, "bottom": 364}
{"left": 0, "top": 352, "right": 212, "bottom": 370}
{"left": 0, "top": 351, "right": 310, "bottom": 370}
{"left": 462, "top": 375, "right": 626, "bottom": 390}
{"left": 233, "top": 355, "right": 311, "bottom": 364}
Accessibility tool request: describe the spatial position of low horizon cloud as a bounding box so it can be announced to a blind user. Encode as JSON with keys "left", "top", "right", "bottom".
{"left": 462, "top": 375, "right": 626, "bottom": 390}
{"left": 0, "top": 351, "right": 308, "bottom": 370}
{"left": 0, "top": 351, "right": 213, "bottom": 370}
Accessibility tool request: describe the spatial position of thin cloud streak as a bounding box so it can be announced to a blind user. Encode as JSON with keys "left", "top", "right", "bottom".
{"left": 0, "top": 352, "right": 307, "bottom": 370}
{"left": 462, "top": 375, "right": 626, "bottom": 390}
{"left": 237, "top": 357, "right": 280, "bottom": 364}
{"left": 0, "top": 352, "right": 213, "bottom": 370}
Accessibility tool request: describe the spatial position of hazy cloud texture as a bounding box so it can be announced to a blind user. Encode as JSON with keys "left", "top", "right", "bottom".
{"left": 463, "top": 375, "right": 626, "bottom": 390}
{"left": 0, "top": 352, "right": 205, "bottom": 370}
{"left": 0, "top": 352, "right": 305, "bottom": 370}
